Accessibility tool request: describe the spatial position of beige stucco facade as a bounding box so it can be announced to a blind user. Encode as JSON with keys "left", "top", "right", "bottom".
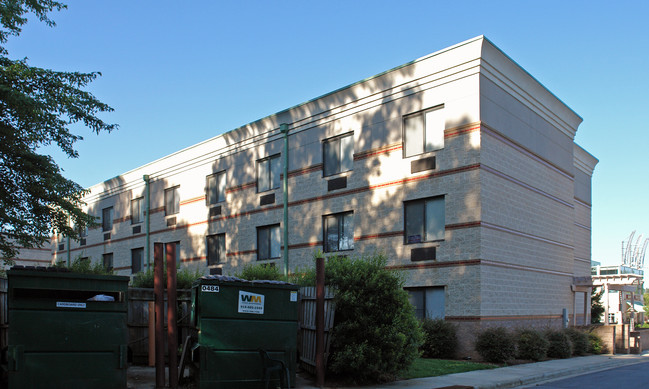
{"left": 50, "top": 36, "right": 597, "bottom": 350}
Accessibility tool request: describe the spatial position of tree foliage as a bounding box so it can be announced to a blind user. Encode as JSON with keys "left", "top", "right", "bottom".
{"left": 591, "top": 287, "right": 605, "bottom": 324}
{"left": 323, "top": 253, "right": 423, "bottom": 383}
{"left": 0, "top": 1, "right": 116, "bottom": 261}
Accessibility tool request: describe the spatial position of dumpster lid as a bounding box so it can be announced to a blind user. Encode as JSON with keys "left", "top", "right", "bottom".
{"left": 200, "top": 275, "right": 295, "bottom": 285}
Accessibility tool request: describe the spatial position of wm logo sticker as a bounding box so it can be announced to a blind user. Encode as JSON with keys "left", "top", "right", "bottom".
{"left": 238, "top": 290, "right": 265, "bottom": 314}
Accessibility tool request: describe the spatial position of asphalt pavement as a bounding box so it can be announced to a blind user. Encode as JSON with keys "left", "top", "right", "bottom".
{"left": 128, "top": 351, "right": 649, "bottom": 389}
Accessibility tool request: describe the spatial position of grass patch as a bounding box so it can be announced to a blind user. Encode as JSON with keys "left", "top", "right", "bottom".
{"left": 402, "top": 358, "right": 498, "bottom": 379}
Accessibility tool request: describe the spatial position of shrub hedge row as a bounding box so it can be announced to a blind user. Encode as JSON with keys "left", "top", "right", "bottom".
{"left": 474, "top": 327, "right": 605, "bottom": 363}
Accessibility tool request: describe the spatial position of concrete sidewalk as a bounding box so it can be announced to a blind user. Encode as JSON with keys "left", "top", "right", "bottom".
{"left": 128, "top": 351, "right": 649, "bottom": 388}
{"left": 297, "top": 352, "right": 649, "bottom": 389}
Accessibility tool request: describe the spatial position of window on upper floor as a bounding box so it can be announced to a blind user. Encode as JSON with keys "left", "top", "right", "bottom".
{"left": 102, "top": 207, "right": 113, "bottom": 232}
{"left": 103, "top": 253, "right": 113, "bottom": 272}
{"left": 206, "top": 171, "right": 226, "bottom": 205}
{"left": 403, "top": 106, "right": 445, "bottom": 158}
{"left": 257, "top": 155, "right": 281, "bottom": 193}
{"left": 404, "top": 196, "right": 445, "bottom": 244}
{"left": 323, "top": 133, "right": 354, "bottom": 177}
{"left": 257, "top": 224, "right": 280, "bottom": 260}
{"left": 323, "top": 211, "right": 354, "bottom": 252}
{"left": 131, "top": 248, "right": 143, "bottom": 274}
{"left": 207, "top": 233, "right": 225, "bottom": 266}
{"left": 131, "top": 197, "right": 144, "bottom": 224}
{"left": 165, "top": 186, "right": 180, "bottom": 216}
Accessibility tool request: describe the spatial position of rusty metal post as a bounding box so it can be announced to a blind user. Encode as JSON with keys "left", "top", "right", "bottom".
{"left": 166, "top": 243, "right": 178, "bottom": 388}
{"left": 153, "top": 243, "right": 165, "bottom": 388}
{"left": 148, "top": 301, "right": 155, "bottom": 367}
{"left": 315, "top": 255, "right": 325, "bottom": 388}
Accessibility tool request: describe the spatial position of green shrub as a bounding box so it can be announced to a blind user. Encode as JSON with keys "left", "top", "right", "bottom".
{"left": 54, "top": 256, "right": 113, "bottom": 275}
{"left": 516, "top": 329, "right": 549, "bottom": 361}
{"left": 234, "top": 263, "right": 283, "bottom": 281}
{"left": 587, "top": 332, "right": 607, "bottom": 354}
{"left": 420, "top": 318, "right": 458, "bottom": 359}
{"left": 475, "top": 327, "right": 515, "bottom": 363}
{"left": 564, "top": 328, "right": 588, "bottom": 356}
{"left": 131, "top": 266, "right": 203, "bottom": 289}
{"left": 323, "top": 253, "right": 423, "bottom": 383}
{"left": 545, "top": 329, "right": 573, "bottom": 358}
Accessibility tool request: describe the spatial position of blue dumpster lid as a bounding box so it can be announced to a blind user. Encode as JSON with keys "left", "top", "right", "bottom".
{"left": 200, "top": 274, "right": 295, "bottom": 285}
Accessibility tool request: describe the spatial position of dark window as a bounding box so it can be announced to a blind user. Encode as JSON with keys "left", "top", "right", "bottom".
{"left": 102, "top": 207, "right": 113, "bottom": 232}
{"left": 404, "top": 196, "right": 445, "bottom": 244}
{"left": 131, "top": 197, "right": 144, "bottom": 224}
{"left": 257, "top": 224, "right": 280, "bottom": 260}
{"left": 406, "top": 286, "right": 445, "bottom": 319}
{"left": 206, "top": 171, "right": 226, "bottom": 205}
{"left": 403, "top": 106, "right": 444, "bottom": 158}
{"left": 323, "top": 133, "right": 353, "bottom": 176}
{"left": 103, "top": 253, "right": 113, "bottom": 272}
{"left": 207, "top": 234, "right": 225, "bottom": 266}
{"left": 323, "top": 212, "right": 354, "bottom": 252}
{"left": 257, "top": 155, "right": 281, "bottom": 192}
{"left": 165, "top": 186, "right": 180, "bottom": 216}
{"left": 131, "top": 248, "right": 143, "bottom": 274}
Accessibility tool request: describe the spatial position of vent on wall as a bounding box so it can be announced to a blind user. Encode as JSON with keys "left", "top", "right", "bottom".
{"left": 209, "top": 267, "right": 223, "bottom": 275}
{"left": 410, "top": 247, "right": 436, "bottom": 262}
{"left": 132, "top": 225, "right": 141, "bottom": 234}
{"left": 411, "top": 156, "right": 436, "bottom": 174}
{"left": 166, "top": 217, "right": 176, "bottom": 227}
{"left": 103, "top": 233, "right": 111, "bottom": 241}
{"left": 58, "top": 244, "right": 64, "bottom": 251}
{"left": 80, "top": 239, "right": 86, "bottom": 246}
{"left": 260, "top": 193, "right": 275, "bottom": 206}
{"left": 209, "top": 206, "right": 222, "bottom": 218}
{"left": 327, "top": 176, "right": 347, "bottom": 191}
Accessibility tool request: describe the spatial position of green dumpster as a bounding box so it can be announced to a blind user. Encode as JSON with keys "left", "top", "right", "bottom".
{"left": 191, "top": 275, "right": 299, "bottom": 388}
{"left": 6, "top": 267, "right": 129, "bottom": 389}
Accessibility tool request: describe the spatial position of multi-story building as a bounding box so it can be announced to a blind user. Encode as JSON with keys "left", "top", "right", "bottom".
{"left": 52, "top": 36, "right": 598, "bottom": 352}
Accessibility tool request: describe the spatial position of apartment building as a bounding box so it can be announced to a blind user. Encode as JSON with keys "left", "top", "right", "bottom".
{"left": 52, "top": 36, "right": 598, "bottom": 347}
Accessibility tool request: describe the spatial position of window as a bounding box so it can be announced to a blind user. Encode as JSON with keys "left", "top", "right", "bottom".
{"left": 403, "top": 106, "right": 444, "bottom": 158}
{"left": 165, "top": 186, "right": 180, "bottom": 216}
{"left": 404, "top": 196, "right": 445, "bottom": 243}
{"left": 257, "top": 224, "right": 280, "bottom": 260}
{"left": 323, "top": 133, "right": 353, "bottom": 177}
{"left": 407, "top": 287, "right": 445, "bottom": 319}
{"left": 102, "top": 207, "right": 113, "bottom": 232}
{"left": 206, "top": 171, "right": 226, "bottom": 205}
{"left": 131, "top": 248, "right": 143, "bottom": 274}
{"left": 257, "top": 155, "right": 281, "bottom": 192}
{"left": 131, "top": 197, "right": 144, "bottom": 224}
{"left": 103, "top": 253, "right": 113, "bottom": 272}
{"left": 207, "top": 234, "right": 225, "bottom": 266}
{"left": 323, "top": 211, "right": 354, "bottom": 252}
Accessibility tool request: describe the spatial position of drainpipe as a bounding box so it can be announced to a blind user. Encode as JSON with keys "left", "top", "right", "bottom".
{"left": 66, "top": 215, "right": 71, "bottom": 266}
{"left": 280, "top": 123, "right": 289, "bottom": 278}
{"left": 143, "top": 174, "right": 151, "bottom": 269}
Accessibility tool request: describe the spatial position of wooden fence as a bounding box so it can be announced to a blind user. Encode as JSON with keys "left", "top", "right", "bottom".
{"left": 298, "top": 286, "right": 335, "bottom": 374}
{"left": 128, "top": 287, "right": 192, "bottom": 364}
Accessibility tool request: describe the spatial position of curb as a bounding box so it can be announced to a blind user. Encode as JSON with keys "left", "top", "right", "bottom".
{"left": 477, "top": 356, "right": 648, "bottom": 389}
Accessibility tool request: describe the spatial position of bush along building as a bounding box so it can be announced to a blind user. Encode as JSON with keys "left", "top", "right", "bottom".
{"left": 52, "top": 36, "right": 598, "bottom": 354}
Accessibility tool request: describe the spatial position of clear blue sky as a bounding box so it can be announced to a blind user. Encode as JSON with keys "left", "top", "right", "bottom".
{"left": 7, "top": 0, "right": 648, "bottom": 268}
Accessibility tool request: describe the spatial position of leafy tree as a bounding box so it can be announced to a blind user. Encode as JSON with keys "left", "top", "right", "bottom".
{"left": 644, "top": 290, "right": 649, "bottom": 318}
{"left": 323, "top": 253, "right": 423, "bottom": 383}
{"left": 0, "top": 1, "right": 116, "bottom": 263}
{"left": 591, "top": 287, "right": 605, "bottom": 324}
